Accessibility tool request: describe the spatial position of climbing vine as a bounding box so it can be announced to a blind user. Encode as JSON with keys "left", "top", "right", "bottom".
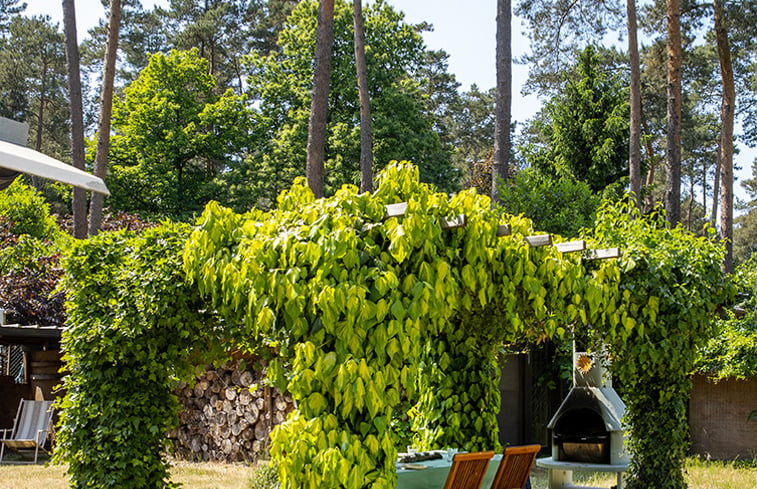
{"left": 587, "top": 202, "right": 734, "bottom": 489}
{"left": 698, "top": 254, "right": 757, "bottom": 380}
{"left": 184, "top": 162, "right": 595, "bottom": 488}
{"left": 55, "top": 223, "right": 223, "bottom": 489}
{"left": 54, "top": 163, "right": 731, "bottom": 489}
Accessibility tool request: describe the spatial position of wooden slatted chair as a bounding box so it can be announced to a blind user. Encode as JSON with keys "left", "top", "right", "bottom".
{"left": 0, "top": 400, "right": 55, "bottom": 464}
{"left": 442, "top": 450, "right": 495, "bottom": 489}
{"left": 489, "top": 444, "right": 540, "bottom": 489}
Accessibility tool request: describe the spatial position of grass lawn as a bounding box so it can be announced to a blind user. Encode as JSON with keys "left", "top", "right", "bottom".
{"left": 0, "top": 456, "right": 754, "bottom": 489}
{"left": 0, "top": 458, "right": 257, "bottom": 489}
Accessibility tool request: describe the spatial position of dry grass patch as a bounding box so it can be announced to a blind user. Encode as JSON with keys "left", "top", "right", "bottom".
{"left": 0, "top": 459, "right": 254, "bottom": 489}
{"left": 0, "top": 462, "right": 68, "bottom": 489}
{"left": 0, "top": 457, "right": 755, "bottom": 489}
{"left": 170, "top": 460, "right": 254, "bottom": 489}
{"left": 685, "top": 458, "right": 757, "bottom": 489}
{"left": 528, "top": 459, "right": 757, "bottom": 489}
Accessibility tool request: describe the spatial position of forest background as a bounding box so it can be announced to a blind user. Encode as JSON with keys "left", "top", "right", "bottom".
{"left": 5, "top": 0, "right": 757, "bottom": 263}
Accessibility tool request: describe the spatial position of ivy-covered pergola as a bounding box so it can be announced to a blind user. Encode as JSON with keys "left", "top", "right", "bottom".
{"left": 54, "top": 162, "right": 732, "bottom": 489}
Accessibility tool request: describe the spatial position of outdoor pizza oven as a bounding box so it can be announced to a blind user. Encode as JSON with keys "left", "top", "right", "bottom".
{"left": 547, "top": 348, "right": 629, "bottom": 466}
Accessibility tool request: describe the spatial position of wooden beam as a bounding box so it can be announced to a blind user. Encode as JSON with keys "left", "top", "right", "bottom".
{"left": 525, "top": 234, "right": 551, "bottom": 247}
{"left": 497, "top": 224, "right": 511, "bottom": 237}
{"left": 384, "top": 202, "right": 407, "bottom": 219}
{"left": 383, "top": 203, "right": 466, "bottom": 230}
{"left": 440, "top": 214, "right": 466, "bottom": 229}
{"left": 555, "top": 240, "right": 586, "bottom": 253}
{"left": 584, "top": 247, "right": 621, "bottom": 260}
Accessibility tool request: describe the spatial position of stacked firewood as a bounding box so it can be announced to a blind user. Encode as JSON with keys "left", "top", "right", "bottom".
{"left": 169, "top": 362, "right": 295, "bottom": 462}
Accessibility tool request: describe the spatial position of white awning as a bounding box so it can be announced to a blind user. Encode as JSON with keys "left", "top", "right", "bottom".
{"left": 0, "top": 139, "right": 109, "bottom": 195}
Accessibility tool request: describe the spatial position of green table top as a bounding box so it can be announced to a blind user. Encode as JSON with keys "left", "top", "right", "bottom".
{"left": 396, "top": 453, "right": 503, "bottom": 489}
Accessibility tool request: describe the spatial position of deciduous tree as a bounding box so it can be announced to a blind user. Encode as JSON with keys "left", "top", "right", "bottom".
{"left": 245, "top": 0, "right": 457, "bottom": 206}
{"left": 107, "top": 49, "right": 256, "bottom": 218}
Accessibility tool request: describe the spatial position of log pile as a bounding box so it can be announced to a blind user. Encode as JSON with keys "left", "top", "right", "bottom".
{"left": 169, "top": 362, "right": 295, "bottom": 462}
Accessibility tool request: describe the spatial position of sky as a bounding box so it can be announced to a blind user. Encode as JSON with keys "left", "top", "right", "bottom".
{"left": 22, "top": 0, "right": 756, "bottom": 207}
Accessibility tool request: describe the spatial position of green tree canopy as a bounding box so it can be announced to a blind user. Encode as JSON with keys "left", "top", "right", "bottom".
{"left": 0, "top": 14, "right": 69, "bottom": 157}
{"left": 520, "top": 46, "right": 629, "bottom": 192}
{"left": 106, "top": 48, "right": 259, "bottom": 219}
{"left": 0, "top": 0, "right": 26, "bottom": 34}
{"left": 243, "top": 0, "right": 458, "bottom": 207}
{"left": 515, "top": 0, "right": 624, "bottom": 97}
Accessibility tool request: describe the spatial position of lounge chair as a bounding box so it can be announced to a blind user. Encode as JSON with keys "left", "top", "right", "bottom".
{"left": 442, "top": 450, "right": 495, "bottom": 489}
{"left": 0, "top": 400, "right": 54, "bottom": 464}
{"left": 489, "top": 444, "right": 540, "bottom": 489}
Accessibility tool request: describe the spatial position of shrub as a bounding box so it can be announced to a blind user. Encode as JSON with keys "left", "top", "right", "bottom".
{"left": 0, "top": 217, "right": 65, "bottom": 326}
{"left": 497, "top": 168, "right": 601, "bottom": 237}
{"left": 698, "top": 255, "right": 757, "bottom": 380}
{"left": 0, "top": 179, "right": 60, "bottom": 239}
{"left": 249, "top": 461, "right": 278, "bottom": 489}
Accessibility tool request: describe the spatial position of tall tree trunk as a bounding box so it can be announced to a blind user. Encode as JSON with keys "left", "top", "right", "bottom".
{"left": 665, "top": 0, "right": 683, "bottom": 226}
{"left": 641, "top": 112, "right": 658, "bottom": 213}
{"left": 492, "top": 0, "right": 511, "bottom": 204}
{"left": 714, "top": 0, "right": 735, "bottom": 272}
{"left": 209, "top": 39, "right": 216, "bottom": 76}
{"left": 234, "top": 58, "right": 244, "bottom": 94}
{"left": 643, "top": 164, "right": 656, "bottom": 212}
{"left": 306, "top": 0, "right": 335, "bottom": 199}
{"left": 62, "top": 0, "right": 88, "bottom": 239}
{"left": 686, "top": 174, "right": 694, "bottom": 231}
{"left": 353, "top": 0, "right": 372, "bottom": 193}
{"left": 711, "top": 159, "right": 720, "bottom": 227}
{"left": 627, "top": 0, "right": 642, "bottom": 209}
{"left": 88, "top": 0, "right": 121, "bottom": 236}
{"left": 702, "top": 161, "right": 707, "bottom": 220}
{"left": 35, "top": 61, "right": 47, "bottom": 153}
{"left": 31, "top": 59, "right": 48, "bottom": 189}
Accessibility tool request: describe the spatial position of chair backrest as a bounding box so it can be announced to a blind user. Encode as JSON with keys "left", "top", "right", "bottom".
{"left": 442, "top": 450, "right": 495, "bottom": 489}
{"left": 11, "top": 400, "right": 54, "bottom": 444}
{"left": 489, "top": 444, "right": 541, "bottom": 489}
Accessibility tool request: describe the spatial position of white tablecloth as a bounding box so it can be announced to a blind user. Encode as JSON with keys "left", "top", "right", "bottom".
{"left": 396, "top": 453, "right": 503, "bottom": 489}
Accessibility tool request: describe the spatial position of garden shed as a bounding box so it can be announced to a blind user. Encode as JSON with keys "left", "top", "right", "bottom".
{"left": 0, "top": 310, "right": 64, "bottom": 428}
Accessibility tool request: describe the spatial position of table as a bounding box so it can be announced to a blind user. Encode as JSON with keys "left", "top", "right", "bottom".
{"left": 535, "top": 457, "right": 629, "bottom": 489}
{"left": 395, "top": 453, "right": 502, "bottom": 489}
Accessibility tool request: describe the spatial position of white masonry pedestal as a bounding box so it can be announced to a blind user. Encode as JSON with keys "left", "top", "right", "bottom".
{"left": 536, "top": 457, "right": 629, "bottom": 489}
